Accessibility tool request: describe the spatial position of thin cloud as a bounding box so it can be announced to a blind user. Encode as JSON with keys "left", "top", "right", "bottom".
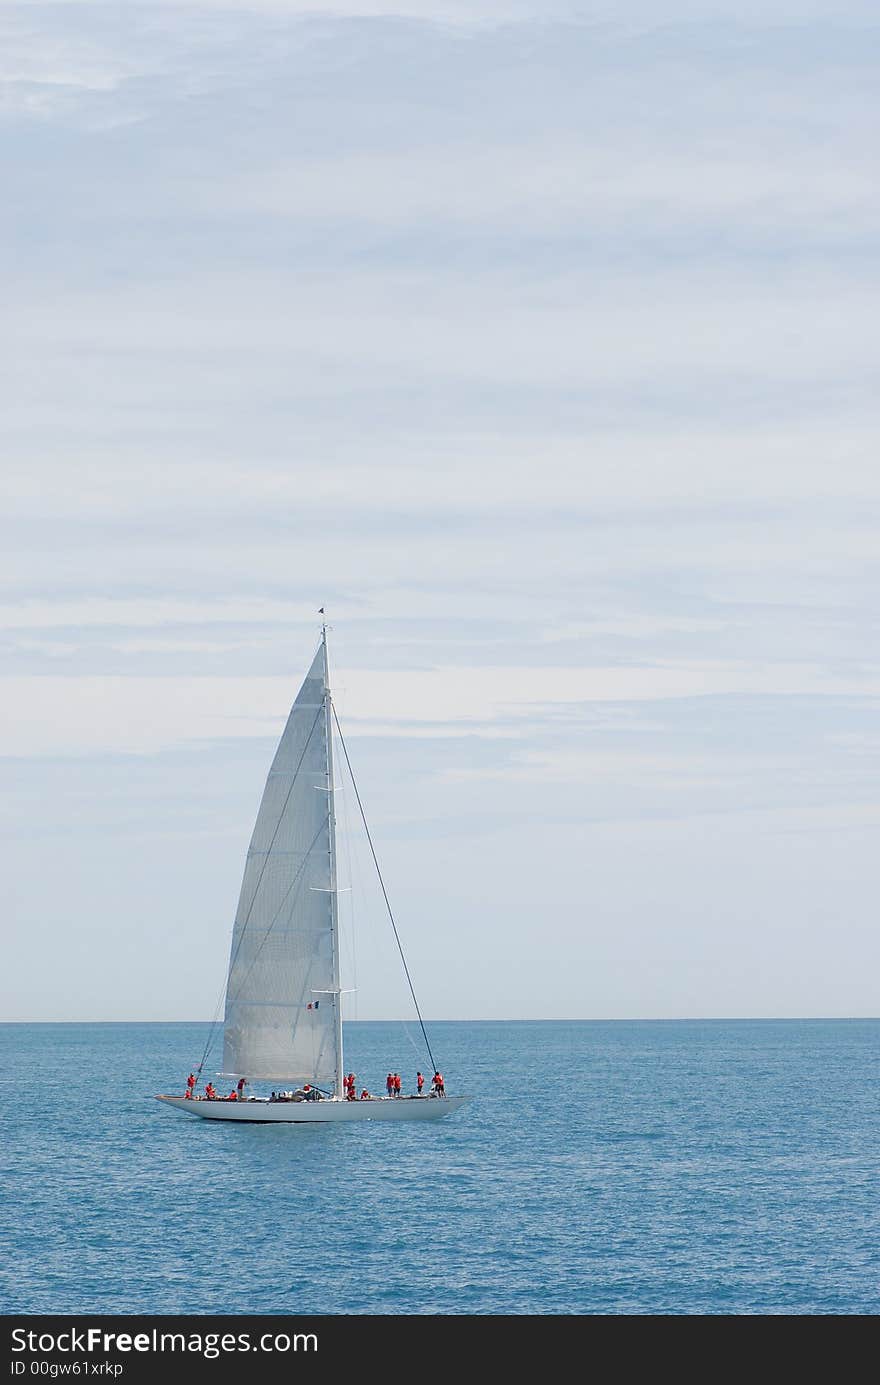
{"left": 2, "top": 0, "right": 878, "bottom": 1019}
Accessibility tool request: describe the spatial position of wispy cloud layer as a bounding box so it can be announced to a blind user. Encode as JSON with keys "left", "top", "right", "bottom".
{"left": 2, "top": 2, "right": 878, "bottom": 1019}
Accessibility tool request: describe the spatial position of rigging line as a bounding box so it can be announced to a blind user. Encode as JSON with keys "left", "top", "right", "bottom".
{"left": 196, "top": 818, "right": 328, "bottom": 1079}
{"left": 332, "top": 702, "right": 438, "bottom": 1077}
{"left": 194, "top": 970, "right": 231, "bottom": 1081}
{"left": 194, "top": 697, "right": 324, "bottom": 1080}
{"left": 400, "top": 1016, "right": 424, "bottom": 1060}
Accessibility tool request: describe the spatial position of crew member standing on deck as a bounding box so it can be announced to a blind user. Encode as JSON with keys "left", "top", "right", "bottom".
{"left": 416, "top": 1071, "right": 424, "bottom": 1095}
{"left": 237, "top": 1077, "right": 247, "bottom": 1101}
{"left": 185, "top": 1072, "right": 196, "bottom": 1098}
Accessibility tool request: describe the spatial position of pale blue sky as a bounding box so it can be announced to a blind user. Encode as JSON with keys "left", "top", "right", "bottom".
{"left": 2, "top": 1, "right": 878, "bottom": 1020}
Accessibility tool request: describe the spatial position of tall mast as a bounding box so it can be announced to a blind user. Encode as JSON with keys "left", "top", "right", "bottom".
{"left": 322, "top": 618, "right": 345, "bottom": 1099}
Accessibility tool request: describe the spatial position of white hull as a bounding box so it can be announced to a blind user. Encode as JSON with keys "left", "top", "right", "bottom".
{"left": 156, "top": 1094, "right": 469, "bottom": 1123}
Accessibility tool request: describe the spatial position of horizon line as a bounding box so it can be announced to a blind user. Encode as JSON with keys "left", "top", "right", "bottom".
{"left": 1, "top": 1015, "right": 877, "bottom": 1025}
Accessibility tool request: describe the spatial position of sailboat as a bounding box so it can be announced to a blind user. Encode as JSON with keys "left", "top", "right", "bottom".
{"left": 156, "top": 622, "right": 469, "bottom": 1123}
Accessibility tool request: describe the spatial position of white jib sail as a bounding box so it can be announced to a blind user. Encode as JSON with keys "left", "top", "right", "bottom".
{"left": 222, "top": 641, "right": 341, "bottom": 1087}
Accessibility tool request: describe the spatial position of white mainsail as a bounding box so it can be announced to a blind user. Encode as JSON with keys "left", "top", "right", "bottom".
{"left": 222, "top": 639, "right": 341, "bottom": 1087}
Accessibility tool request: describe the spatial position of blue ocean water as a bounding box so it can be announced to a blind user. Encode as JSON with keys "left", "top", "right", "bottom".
{"left": 0, "top": 1020, "right": 877, "bottom": 1315}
